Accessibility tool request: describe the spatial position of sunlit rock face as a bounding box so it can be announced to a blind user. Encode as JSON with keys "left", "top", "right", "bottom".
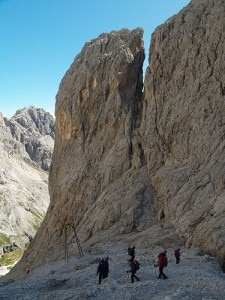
{"left": 141, "top": 0, "right": 225, "bottom": 263}
{"left": 50, "top": 27, "right": 150, "bottom": 241}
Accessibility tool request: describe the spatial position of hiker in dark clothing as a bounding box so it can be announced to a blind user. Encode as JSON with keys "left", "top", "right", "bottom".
{"left": 102, "top": 257, "right": 109, "bottom": 279}
{"left": 174, "top": 248, "right": 181, "bottom": 264}
{"left": 157, "top": 251, "right": 168, "bottom": 279}
{"left": 127, "top": 258, "right": 139, "bottom": 283}
{"left": 128, "top": 246, "right": 135, "bottom": 261}
{"left": 97, "top": 257, "right": 109, "bottom": 284}
{"left": 97, "top": 259, "right": 105, "bottom": 284}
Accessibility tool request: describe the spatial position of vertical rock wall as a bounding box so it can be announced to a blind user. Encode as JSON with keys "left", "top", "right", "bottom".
{"left": 49, "top": 28, "right": 153, "bottom": 243}
{"left": 142, "top": 0, "right": 225, "bottom": 262}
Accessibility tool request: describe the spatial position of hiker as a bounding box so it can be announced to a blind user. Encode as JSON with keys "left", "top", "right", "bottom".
{"left": 102, "top": 257, "right": 109, "bottom": 279}
{"left": 128, "top": 246, "right": 135, "bottom": 261}
{"left": 157, "top": 251, "right": 168, "bottom": 279}
{"left": 97, "top": 257, "right": 109, "bottom": 284}
{"left": 127, "top": 258, "right": 140, "bottom": 283}
{"left": 174, "top": 248, "right": 181, "bottom": 264}
{"left": 97, "top": 258, "right": 105, "bottom": 284}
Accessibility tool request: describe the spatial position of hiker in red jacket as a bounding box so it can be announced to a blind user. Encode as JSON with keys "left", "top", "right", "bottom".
{"left": 157, "top": 251, "right": 168, "bottom": 279}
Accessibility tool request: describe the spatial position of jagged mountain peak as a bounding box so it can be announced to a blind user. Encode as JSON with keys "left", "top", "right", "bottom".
{"left": 4, "top": 106, "right": 55, "bottom": 171}
{"left": 11, "top": 106, "right": 55, "bottom": 139}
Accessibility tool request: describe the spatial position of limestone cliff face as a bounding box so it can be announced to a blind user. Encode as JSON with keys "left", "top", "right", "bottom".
{"left": 142, "top": 0, "right": 225, "bottom": 262}
{"left": 8, "top": 0, "right": 225, "bottom": 277}
{"left": 50, "top": 28, "right": 150, "bottom": 242}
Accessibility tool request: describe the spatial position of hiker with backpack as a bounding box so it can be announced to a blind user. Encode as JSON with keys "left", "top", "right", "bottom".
{"left": 174, "top": 248, "right": 181, "bottom": 264}
{"left": 97, "top": 257, "right": 109, "bottom": 284}
{"left": 97, "top": 258, "right": 105, "bottom": 284}
{"left": 157, "top": 250, "right": 168, "bottom": 279}
{"left": 127, "top": 258, "right": 140, "bottom": 283}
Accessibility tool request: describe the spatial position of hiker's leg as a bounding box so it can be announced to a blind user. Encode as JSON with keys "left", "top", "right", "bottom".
{"left": 134, "top": 274, "right": 139, "bottom": 281}
{"left": 99, "top": 274, "right": 102, "bottom": 284}
{"left": 161, "top": 268, "right": 167, "bottom": 279}
{"left": 158, "top": 266, "right": 163, "bottom": 278}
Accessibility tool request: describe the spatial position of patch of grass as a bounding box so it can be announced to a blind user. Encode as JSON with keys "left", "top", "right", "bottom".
{"left": 0, "top": 248, "right": 24, "bottom": 266}
{"left": 0, "top": 233, "right": 10, "bottom": 247}
{"left": 30, "top": 207, "right": 44, "bottom": 221}
{"left": 0, "top": 233, "right": 24, "bottom": 247}
{"left": 32, "top": 219, "right": 42, "bottom": 231}
{"left": 29, "top": 208, "right": 44, "bottom": 231}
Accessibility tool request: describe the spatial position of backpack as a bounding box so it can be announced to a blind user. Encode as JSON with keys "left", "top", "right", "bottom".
{"left": 157, "top": 253, "right": 168, "bottom": 267}
{"left": 134, "top": 259, "right": 140, "bottom": 270}
{"left": 155, "top": 252, "right": 162, "bottom": 266}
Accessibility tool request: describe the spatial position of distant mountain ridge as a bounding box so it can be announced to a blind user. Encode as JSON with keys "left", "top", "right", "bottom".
{"left": 0, "top": 106, "right": 54, "bottom": 247}
{"left": 5, "top": 106, "right": 55, "bottom": 171}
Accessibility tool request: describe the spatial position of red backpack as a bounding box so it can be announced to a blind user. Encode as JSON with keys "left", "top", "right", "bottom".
{"left": 157, "top": 252, "right": 168, "bottom": 267}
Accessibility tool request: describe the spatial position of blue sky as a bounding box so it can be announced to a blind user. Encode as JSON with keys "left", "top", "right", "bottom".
{"left": 0, "top": 0, "right": 190, "bottom": 118}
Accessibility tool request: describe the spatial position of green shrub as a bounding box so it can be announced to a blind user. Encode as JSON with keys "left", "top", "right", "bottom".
{"left": 0, "top": 248, "right": 24, "bottom": 266}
